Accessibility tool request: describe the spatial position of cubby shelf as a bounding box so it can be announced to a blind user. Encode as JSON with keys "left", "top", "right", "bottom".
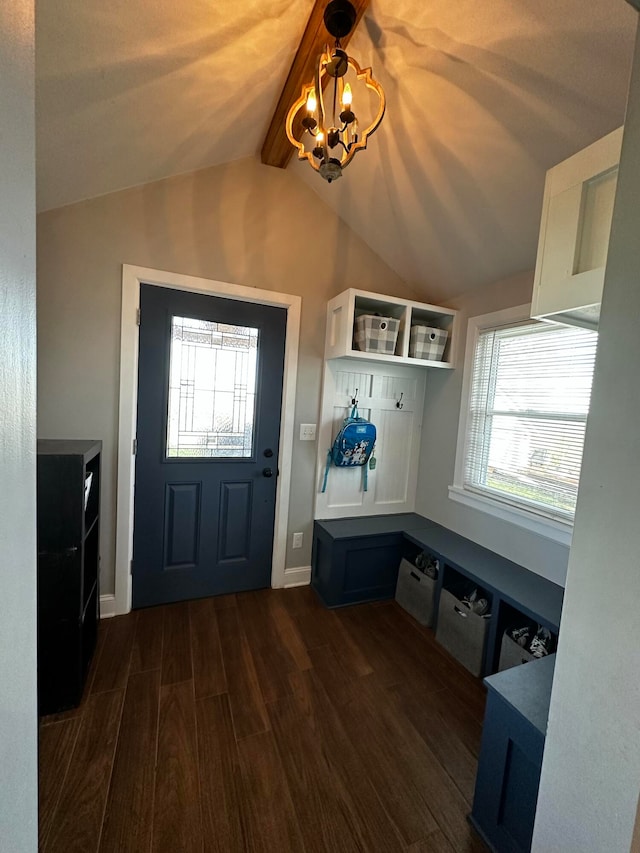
{"left": 37, "top": 439, "right": 102, "bottom": 715}
{"left": 311, "top": 513, "right": 563, "bottom": 678}
{"left": 325, "top": 288, "right": 458, "bottom": 368}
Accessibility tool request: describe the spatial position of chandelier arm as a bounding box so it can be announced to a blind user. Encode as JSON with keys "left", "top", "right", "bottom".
{"left": 336, "top": 58, "right": 385, "bottom": 171}
{"left": 315, "top": 51, "right": 330, "bottom": 163}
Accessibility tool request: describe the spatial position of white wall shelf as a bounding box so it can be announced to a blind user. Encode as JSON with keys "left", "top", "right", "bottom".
{"left": 531, "top": 126, "right": 623, "bottom": 331}
{"left": 325, "top": 288, "right": 457, "bottom": 368}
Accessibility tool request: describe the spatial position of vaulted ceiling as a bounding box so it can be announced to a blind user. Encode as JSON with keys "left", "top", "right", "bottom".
{"left": 36, "top": 0, "right": 637, "bottom": 300}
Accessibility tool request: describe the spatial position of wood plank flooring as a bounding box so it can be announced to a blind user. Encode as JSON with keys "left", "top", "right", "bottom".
{"left": 39, "top": 587, "right": 488, "bottom": 853}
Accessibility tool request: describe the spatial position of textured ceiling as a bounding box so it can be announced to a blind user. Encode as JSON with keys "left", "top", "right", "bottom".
{"left": 36, "top": 0, "right": 637, "bottom": 299}
{"left": 36, "top": 0, "right": 313, "bottom": 209}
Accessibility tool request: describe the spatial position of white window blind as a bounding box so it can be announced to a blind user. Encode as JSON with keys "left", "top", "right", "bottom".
{"left": 464, "top": 321, "right": 598, "bottom": 521}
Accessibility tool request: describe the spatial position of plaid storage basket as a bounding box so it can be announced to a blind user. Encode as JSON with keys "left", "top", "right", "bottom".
{"left": 353, "top": 314, "right": 400, "bottom": 354}
{"left": 409, "top": 325, "right": 448, "bottom": 361}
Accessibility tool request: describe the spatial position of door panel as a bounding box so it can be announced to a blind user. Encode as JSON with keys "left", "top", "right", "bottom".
{"left": 133, "top": 285, "right": 286, "bottom": 608}
{"left": 163, "top": 482, "right": 201, "bottom": 568}
{"left": 218, "top": 481, "right": 253, "bottom": 562}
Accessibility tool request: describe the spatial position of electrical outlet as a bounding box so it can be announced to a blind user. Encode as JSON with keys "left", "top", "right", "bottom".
{"left": 292, "top": 532, "right": 304, "bottom": 549}
{"left": 299, "top": 423, "right": 317, "bottom": 441}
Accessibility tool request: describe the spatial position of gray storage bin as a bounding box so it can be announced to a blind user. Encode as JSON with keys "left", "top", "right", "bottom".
{"left": 395, "top": 558, "right": 436, "bottom": 627}
{"left": 409, "top": 325, "right": 448, "bottom": 361}
{"left": 353, "top": 314, "right": 400, "bottom": 354}
{"left": 435, "top": 588, "right": 490, "bottom": 677}
{"left": 498, "top": 633, "right": 535, "bottom": 671}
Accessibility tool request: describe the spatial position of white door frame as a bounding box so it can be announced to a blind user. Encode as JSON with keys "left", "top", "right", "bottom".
{"left": 114, "top": 264, "right": 301, "bottom": 615}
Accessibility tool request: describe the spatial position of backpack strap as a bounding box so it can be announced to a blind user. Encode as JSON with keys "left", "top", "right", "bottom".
{"left": 364, "top": 439, "right": 376, "bottom": 492}
{"left": 321, "top": 449, "right": 332, "bottom": 493}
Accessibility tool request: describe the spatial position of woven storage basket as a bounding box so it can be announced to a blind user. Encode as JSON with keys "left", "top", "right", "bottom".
{"left": 498, "top": 633, "right": 536, "bottom": 671}
{"left": 353, "top": 314, "right": 400, "bottom": 355}
{"left": 435, "top": 588, "right": 490, "bottom": 677}
{"left": 395, "top": 558, "right": 436, "bottom": 627}
{"left": 409, "top": 325, "right": 448, "bottom": 361}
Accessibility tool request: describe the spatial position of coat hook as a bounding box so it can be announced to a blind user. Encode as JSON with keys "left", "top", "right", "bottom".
{"left": 396, "top": 392, "right": 404, "bottom": 409}
{"left": 351, "top": 388, "right": 359, "bottom": 406}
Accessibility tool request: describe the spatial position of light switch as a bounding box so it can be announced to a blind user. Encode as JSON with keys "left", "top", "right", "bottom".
{"left": 299, "top": 423, "right": 317, "bottom": 441}
{"left": 292, "top": 532, "right": 303, "bottom": 549}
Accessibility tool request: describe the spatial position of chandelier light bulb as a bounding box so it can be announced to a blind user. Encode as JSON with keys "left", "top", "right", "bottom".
{"left": 315, "top": 131, "right": 324, "bottom": 144}
{"left": 306, "top": 91, "right": 317, "bottom": 113}
{"left": 342, "top": 83, "right": 352, "bottom": 107}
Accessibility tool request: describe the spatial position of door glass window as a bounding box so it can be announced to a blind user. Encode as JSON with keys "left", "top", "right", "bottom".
{"left": 166, "top": 316, "right": 259, "bottom": 458}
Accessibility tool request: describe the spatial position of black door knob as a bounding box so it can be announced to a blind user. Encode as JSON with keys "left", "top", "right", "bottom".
{"left": 264, "top": 448, "right": 274, "bottom": 458}
{"left": 262, "top": 467, "right": 274, "bottom": 478}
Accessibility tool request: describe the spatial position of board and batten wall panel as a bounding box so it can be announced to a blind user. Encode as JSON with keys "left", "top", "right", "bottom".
{"left": 315, "top": 359, "right": 425, "bottom": 519}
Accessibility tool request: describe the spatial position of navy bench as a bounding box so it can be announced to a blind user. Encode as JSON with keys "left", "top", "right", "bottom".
{"left": 471, "top": 655, "right": 556, "bottom": 852}
{"left": 311, "top": 513, "right": 564, "bottom": 677}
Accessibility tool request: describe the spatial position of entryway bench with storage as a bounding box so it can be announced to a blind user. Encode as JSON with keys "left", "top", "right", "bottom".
{"left": 311, "top": 512, "right": 563, "bottom": 853}
{"left": 311, "top": 512, "right": 563, "bottom": 680}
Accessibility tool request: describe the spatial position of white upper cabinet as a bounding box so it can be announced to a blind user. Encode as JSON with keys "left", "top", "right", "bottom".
{"left": 325, "top": 288, "right": 457, "bottom": 368}
{"left": 531, "top": 126, "right": 623, "bottom": 330}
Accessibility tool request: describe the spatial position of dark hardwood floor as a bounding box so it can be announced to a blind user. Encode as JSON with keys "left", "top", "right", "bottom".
{"left": 39, "top": 587, "right": 488, "bottom": 853}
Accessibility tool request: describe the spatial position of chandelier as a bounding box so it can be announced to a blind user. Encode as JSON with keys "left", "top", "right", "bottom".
{"left": 285, "top": 0, "right": 385, "bottom": 183}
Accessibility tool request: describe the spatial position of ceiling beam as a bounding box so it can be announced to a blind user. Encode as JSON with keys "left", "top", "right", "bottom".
{"left": 261, "top": 0, "right": 370, "bottom": 169}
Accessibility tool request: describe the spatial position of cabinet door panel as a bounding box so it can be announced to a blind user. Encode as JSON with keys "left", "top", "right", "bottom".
{"left": 531, "top": 126, "right": 623, "bottom": 329}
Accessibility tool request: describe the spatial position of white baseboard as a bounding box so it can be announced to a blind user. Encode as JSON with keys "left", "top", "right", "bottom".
{"left": 283, "top": 565, "right": 311, "bottom": 587}
{"left": 100, "top": 593, "right": 117, "bottom": 619}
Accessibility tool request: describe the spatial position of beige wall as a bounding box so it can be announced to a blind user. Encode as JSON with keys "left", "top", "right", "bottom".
{"left": 1, "top": 0, "right": 38, "bottom": 846}
{"left": 415, "top": 270, "right": 570, "bottom": 587}
{"left": 37, "top": 156, "right": 413, "bottom": 596}
{"left": 534, "top": 19, "right": 640, "bottom": 851}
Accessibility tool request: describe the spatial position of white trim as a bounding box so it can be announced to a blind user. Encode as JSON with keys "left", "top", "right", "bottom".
{"left": 450, "top": 302, "right": 575, "bottom": 548}
{"left": 115, "top": 265, "right": 301, "bottom": 615}
{"left": 283, "top": 566, "right": 311, "bottom": 587}
{"left": 448, "top": 486, "right": 573, "bottom": 546}
{"left": 99, "top": 594, "right": 117, "bottom": 619}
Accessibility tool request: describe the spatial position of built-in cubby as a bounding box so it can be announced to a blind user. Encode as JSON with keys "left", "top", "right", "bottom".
{"left": 311, "top": 513, "right": 563, "bottom": 679}
{"left": 325, "top": 288, "right": 457, "bottom": 367}
{"left": 492, "top": 600, "right": 558, "bottom": 673}
{"left": 310, "top": 512, "right": 563, "bottom": 853}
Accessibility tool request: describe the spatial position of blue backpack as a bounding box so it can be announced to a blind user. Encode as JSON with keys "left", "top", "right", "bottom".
{"left": 321, "top": 406, "right": 377, "bottom": 493}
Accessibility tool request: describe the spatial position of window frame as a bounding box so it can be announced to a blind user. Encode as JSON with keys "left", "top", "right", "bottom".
{"left": 449, "top": 303, "right": 587, "bottom": 546}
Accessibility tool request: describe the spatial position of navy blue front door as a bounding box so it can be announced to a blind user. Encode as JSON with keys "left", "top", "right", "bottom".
{"left": 132, "top": 284, "right": 286, "bottom": 608}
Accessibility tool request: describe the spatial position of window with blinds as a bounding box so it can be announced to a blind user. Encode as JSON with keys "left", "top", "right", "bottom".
{"left": 463, "top": 320, "right": 598, "bottom": 521}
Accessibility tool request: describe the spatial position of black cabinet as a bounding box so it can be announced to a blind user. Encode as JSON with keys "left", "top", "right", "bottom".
{"left": 37, "top": 439, "right": 101, "bottom": 715}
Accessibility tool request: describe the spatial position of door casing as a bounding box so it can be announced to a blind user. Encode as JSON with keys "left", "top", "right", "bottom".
{"left": 113, "top": 265, "right": 301, "bottom": 616}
